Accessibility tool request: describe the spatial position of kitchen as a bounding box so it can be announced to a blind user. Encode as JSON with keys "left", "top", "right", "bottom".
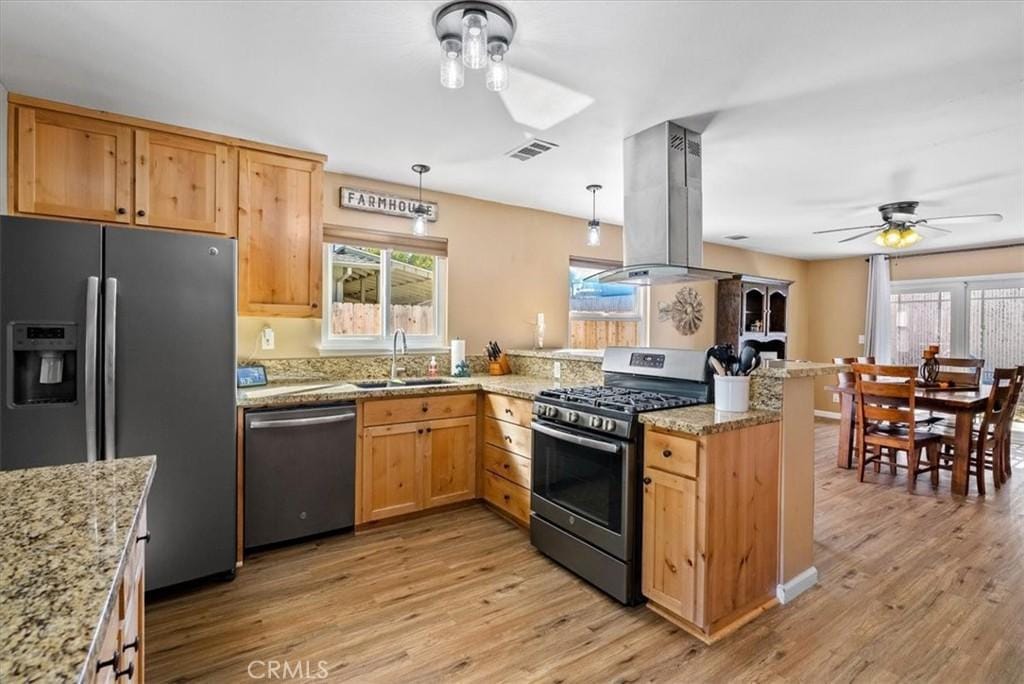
{"left": 1, "top": 2, "right": 1023, "bottom": 683}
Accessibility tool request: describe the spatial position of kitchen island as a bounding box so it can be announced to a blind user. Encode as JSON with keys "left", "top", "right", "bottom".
{"left": 0, "top": 456, "right": 156, "bottom": 683}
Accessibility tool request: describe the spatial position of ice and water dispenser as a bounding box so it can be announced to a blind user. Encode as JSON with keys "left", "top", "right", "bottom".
{"left": 8, "top": 323, "right": 78, "bottom": 406}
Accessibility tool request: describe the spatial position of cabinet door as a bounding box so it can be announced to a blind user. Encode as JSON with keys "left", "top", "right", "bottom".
{"left": 423, "top": 416, "right": 476, "bottom": 508}
{"left": 361, "top": 422, "right": 422, "bottom": 521}
{"left": 237, "top": 149, "right": 323, "bottom": 317}
{"left": 135, "top": 130, "right": 235, "bottom": 236}
{"left": 15, "top": 107, "right": 131, "bottom": 222}
{"left": 642, "top": 466, "right": 698, "bottom": 623}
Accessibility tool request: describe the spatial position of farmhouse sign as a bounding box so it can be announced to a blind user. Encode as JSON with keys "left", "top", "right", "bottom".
{"left": 340, "top": 187, "right": 439, "bottom": 222}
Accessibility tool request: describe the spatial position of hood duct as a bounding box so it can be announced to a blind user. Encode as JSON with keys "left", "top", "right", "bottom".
{"left": 587, "top": 121, "right": 734, "bottom": 286}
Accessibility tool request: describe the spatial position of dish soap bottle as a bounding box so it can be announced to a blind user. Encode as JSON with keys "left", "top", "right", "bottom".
{"left": 428, "top": 356, "right": 438, "bottom": 378}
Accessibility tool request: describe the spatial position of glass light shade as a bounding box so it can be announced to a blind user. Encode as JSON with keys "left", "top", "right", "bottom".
{"left": 461, "top": 11, "right": 488, "bottom": 69}
{"left": 440, "top": 51, "right": 464, "bottom": 89}
{"left": 486, "top": 56, "right": 509, "bottom": 92}
{"left": 899, "top": 228, "right": 922, "bottom": 246}
{"left": 412, "top": 210, "right": 428, "bottom": 236}
{"left": 587, "top": 220, "right": 601, "bottom": 247}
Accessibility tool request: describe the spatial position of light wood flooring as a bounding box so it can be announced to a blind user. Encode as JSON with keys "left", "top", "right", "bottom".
{"left": 147, "top": 421, "right": 1024, "bottom": 683}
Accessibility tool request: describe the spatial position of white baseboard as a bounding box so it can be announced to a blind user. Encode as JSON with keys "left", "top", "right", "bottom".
{"left": 776, "top": 566, "right": 818, "bottom": 604}
{"left": 814, "top": 409, "right": 841, "bottom": 420}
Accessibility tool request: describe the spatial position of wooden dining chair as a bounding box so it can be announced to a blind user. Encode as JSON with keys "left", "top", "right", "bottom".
{"left": 935, "top": 357, "right": 986, "bottom": 386}
{"left": 852, "top": 363, "right": 941, "bottom": 492}
{"left": 835, "top": 357, "right": 884, "bottom": 469}
{"left": 933, "top": 367, "right": 1017, "bottom": 495}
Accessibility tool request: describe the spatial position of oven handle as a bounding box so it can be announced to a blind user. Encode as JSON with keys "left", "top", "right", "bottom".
{"left": 531, "top": 421, "right": 622, "bottom": 454}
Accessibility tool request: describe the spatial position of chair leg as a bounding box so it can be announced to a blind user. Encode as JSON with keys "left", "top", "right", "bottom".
{"left": 928, "top": 443, "right": 939, "bottom": 488}
{"left": 975, "top": 451, "right": 986, "bottom": 497}
{"left": 857, "top": 441, "right": 868, "bottom": 483}
{"left": 874, "top": 446, "right": 882, "bottom": 474}
{"left": 907, "top": 447, "right": 920, "bottom": 492}
{"left": 888, "top": 447, "right": 898, "bottom": 475}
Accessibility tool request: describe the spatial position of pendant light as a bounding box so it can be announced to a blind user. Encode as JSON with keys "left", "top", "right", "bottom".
{"left": 586, "top": 184, "right": 602, "bottom": 247}
{"left": 411, "top": 164, "right": 431, "bottom": 236}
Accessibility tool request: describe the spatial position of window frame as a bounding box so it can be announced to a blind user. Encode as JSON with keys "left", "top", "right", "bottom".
{"left": 889, "top": 272, "right": 1024, "bottom": 362}
{"left": 320, "top": 243, "right": 448, "bottom": 353}
{"left": 567, "top": 257, "right": 649, "bottom": 349}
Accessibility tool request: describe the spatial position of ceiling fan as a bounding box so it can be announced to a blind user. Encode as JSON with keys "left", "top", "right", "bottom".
{"left": 813, "top": 201, "right": 1004, "bottom": 249}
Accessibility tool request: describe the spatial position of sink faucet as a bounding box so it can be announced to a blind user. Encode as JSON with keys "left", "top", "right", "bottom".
{"left": 391, "top": 328, "right": 408, "bottom": 380}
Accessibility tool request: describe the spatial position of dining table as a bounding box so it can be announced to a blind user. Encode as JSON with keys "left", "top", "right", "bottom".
{"left": 826, "top": 382, "right": 990, "bottom": 496}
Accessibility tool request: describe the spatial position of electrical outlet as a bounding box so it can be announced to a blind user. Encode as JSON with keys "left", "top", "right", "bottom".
{"left": 553, "top": 361, "right": 562, "bottom": 380}
{"left": 260, "top": 326, "right": 275, "bottom": 351}
{"left": 832, "top": 393, "right": 839, "bottom": 404}
{"left": 857, "top": 334, "right": 865, "bottom": 345}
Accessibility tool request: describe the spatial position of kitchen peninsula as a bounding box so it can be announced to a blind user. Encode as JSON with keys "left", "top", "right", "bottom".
{"left": 0, "top": 456, "right": 155, "bottom": 683}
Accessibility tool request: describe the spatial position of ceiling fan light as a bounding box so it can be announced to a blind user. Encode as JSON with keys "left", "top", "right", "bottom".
{"left": 461, "top": 10, "right": 488, "bottom": 69}
{"left": 873, "top": 233, "right": 887, "bottom": 247}
{"left": 900, "top": 228, "right": 922, "bottom": 247}
{"left": 883, "top": 228, "right": 902, "bottom": 247}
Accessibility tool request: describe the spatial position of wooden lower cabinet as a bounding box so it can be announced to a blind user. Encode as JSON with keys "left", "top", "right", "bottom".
{"left": 91, "top": 507, "right": 147, "bottom": 683}
{"left": 359, "top": 397, "right": 477, "bottom": 523}
{"left": 480, "top": 393, "right": 534, "bottom": 527}
{"left": 641, "top": 422, "right": 780, "bottom": 643}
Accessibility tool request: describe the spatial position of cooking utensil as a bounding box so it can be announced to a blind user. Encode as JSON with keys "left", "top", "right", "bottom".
{"left": 709, "top": 357, "right": 727, "bottom": 376}
{"left": 739, "top": 346, "right": 758, "bottom": 375}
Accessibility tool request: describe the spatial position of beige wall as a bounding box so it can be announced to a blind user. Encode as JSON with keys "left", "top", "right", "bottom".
{"left": 649, "top": 243, "right": 811, "bottom": 360}
{"left": 240, "top": 172, "right": 624, "bottom": 359}
{"left": 807, "top": 244, "right": 1024, "bottom": 413}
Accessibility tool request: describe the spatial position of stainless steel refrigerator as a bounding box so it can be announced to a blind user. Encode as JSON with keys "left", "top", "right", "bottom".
{"left": 0, "top": 215, "right": 237, "bottom": 590}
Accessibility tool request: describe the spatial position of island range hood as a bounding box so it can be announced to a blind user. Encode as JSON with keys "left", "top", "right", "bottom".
{"left": 586, "top": 121, "right": 734, "bottom": 286}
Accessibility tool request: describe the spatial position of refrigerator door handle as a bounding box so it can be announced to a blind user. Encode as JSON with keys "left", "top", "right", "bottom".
{"left": 103, "top": 277, "right": 118, "bottom": 460}
{"left": 84, "top": 277, "right": 100, "bottom": 463}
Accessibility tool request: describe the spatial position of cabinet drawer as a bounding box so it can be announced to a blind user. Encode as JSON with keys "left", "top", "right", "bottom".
{"left": 362, "top": 393, "right": 477, "bottom": 426}
{"left": 92, "top": 607, "right": 120, "bottom": 684}
{"left": 483, "top": 471, "right": 530, "bottom": 525}
{"left": 483, "top": 417, "right": 532, "bottom": 458}
{"left": 483, "top": 393, "right": 534, "bottom": 428}
{"left": 483, "top": 444, "right": 531, "bottom": 489}
{"left": 645, "top": 429, "right": 698, "bottom": 479}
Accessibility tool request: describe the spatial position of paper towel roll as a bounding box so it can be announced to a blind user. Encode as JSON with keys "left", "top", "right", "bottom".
{"left": 450, "top": 339, "right": 466, "bottom": 372}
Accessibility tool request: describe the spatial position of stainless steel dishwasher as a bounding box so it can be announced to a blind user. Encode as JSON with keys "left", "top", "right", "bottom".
{"left": 244, "top": 403, "right": 356, "bottom": 548}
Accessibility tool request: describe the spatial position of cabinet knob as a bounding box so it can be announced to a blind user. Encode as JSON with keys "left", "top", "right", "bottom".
{"left": 421, "top": 403, "right": 429, "bottom": 412}
{"left": 503, "top": 494, "right": 510, "bottom": 502}
{"left": 136, "top": 209, "right": 146, "bottom": 217}
{"left": 662, "top": 450, "right": 672, "bottom": 458}
{"left": 417, "top": 428, "right": 424, "bottom": 434}
{"left": 426, "top": 427, "right": 432, "bottom": 433}
{"left": 116, "top": 207, "right": 127, "bottom": 215}
{"left": 136, "top": 532, "right": 151, "bottom": 544}
{"left": 116, "top": 661, "right": 135, "bottom": 680}
{"left": 311, "top": 302, "right": 319, "bottom": 309}
{"left": 643, "top": 477, "right": 652, "bottom": 485}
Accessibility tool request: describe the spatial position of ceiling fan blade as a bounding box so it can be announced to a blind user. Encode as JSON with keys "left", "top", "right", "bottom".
{"left": 838, "top": 228, "right": 883, "bottom": 244}
{"left": 914, "top": 221, "right": 953, "bottom": 234}
{"left": 920, "top": 213, "right": 1003, "bottom": 226}
{"left": 812, "top": 224, "right": 884, "bottom": 235}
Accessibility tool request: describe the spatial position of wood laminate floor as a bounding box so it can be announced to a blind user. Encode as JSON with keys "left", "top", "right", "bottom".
{"left": 147, "top": 421, "right": 1024, "bottom": 683}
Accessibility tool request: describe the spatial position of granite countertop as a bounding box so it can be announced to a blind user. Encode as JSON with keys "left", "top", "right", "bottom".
{"left": 237, "top": 374, "right": 588, "bottom": 408}
{"left": 506, "top": 349, "right": 605, "bottom": 363}
{"left": 753, "top": 360, "right": 847, "bottom": 378}
{"left": 0, "top": 455, "right": 157, "bottom": 684}
{"left": 639, "top": 404, "right": 780, "bottom": 436}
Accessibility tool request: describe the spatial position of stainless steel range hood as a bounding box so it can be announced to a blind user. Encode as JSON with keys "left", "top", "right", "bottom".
{"left": 587, "top": 121, "right": 734, "bottom": 286}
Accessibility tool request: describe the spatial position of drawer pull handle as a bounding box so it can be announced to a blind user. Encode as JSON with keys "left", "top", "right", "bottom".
{"left": 116, "top": 661, "right": 135, "bottom": 680}
{"left": 504, "top": 435, "right": 512, "bottom": 443}
{"left": 136, "top": 532, "right": 151, "bottom": 544}
{"left": 503, "top": 494, "right": 511, "bottom": 502}
{"left": 502, "top": 463, "right": 509, "bottom": 469}
{"left": 97, "top": 652, "right": 119, "bottom": 673}
{"left": 665, "top": 560, "right": 678, "bottom": 574}
{"left": 643, "top": 477, "right": 652, "bottom": 485}
{"left": 123, "top": 638, "right": 139, "bottom": 653}
{"left": 504, "top": 408, "right": 513, "bottom": 415}
{"left": 662, "top": 450, "right": 672, "bottom": 458}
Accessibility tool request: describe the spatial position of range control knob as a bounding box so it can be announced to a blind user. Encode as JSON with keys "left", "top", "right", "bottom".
{"left": 590, "top": 416, "right": 602, "bottom": 428}
{"left": 602, "top": 419, "right": 616, "bottom": 432}
{"left": 547, "top": 406, "right": 558, "bottom": 418}
{"left": 567, "top": 411, "right": 579, "bottom": 423}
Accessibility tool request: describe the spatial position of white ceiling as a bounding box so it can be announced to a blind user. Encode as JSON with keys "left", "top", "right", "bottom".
{"left": 1, "top": 1, "right": 1022, "bottom": 260}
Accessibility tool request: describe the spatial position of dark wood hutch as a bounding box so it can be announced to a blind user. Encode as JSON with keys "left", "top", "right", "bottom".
{"left": 715, "top": 275, "right": 792, "bottom": 358}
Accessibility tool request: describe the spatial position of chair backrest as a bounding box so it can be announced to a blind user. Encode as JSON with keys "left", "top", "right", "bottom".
{"left": 852, "top": 363, "right": 919, "bottom": 434}
{"left": 935, "top": 357, "right": 985, "bottom": 386}
{"left": 977, "top": 368, "right": 1018, "bottom": 453}
{"left": 834, "top": 357, "right": 857, "bottom": 387}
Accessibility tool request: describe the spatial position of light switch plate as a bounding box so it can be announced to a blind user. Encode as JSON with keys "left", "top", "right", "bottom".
{"left": 553, "top": 361, "right": 562, "bottom": 380}
{"left": 261, "top": 326, "right": 275, "bottom": 351}
{"left": 857, "top": 334, "right": 865, "bottom": 345}
{"left": 832, "top": 393, "right": 839, "bottom": 403}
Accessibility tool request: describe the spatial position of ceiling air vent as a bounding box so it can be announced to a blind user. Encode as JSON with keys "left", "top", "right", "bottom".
{"left": 507, "top": 138, "right": 559, "bottom": 161}
{"left": 724, "top": 234, "right": 749, "bottom": 241}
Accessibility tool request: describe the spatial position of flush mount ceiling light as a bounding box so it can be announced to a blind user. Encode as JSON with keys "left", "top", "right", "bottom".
{"left": 433, "top": 1, "right": 516, "bottom": 92}
{"left": 586, "top": 184, "right": 602, "bottom": 247}
{"left": 411, "top": 164, "right": 431, "bottom": 236}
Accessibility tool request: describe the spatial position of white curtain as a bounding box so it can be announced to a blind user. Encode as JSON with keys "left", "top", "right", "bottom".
{"left": 863, "top": 254, "right": 891, "bottom": 363}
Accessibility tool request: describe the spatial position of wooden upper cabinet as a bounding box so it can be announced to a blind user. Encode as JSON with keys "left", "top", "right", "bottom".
{"left": 134, "top": 130, "right": 236, "bottom": 236}
{"left": 237, "top": 149, "right": 323, "bottom": 317}
{"left": 15, "top": 107, "right": 132, "bottom": 222}
{"left": 423, "top": 416, "right": 476, "bottom": 508}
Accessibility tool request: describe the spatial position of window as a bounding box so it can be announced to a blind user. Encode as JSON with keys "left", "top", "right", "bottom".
{"left": 889, "top": 275, "right": 1024, "bottom": 375}
{"left": 321, "top": 229, "right": 447, "bottom": 351}
{"left": 568, "top": 258, "right": 646, "bottom": 349}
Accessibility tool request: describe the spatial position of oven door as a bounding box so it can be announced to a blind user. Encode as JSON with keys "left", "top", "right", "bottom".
{"left": 530, "top": 419, "right": 637, "bottom": 560}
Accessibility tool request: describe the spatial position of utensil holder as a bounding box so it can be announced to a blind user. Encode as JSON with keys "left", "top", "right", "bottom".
{"left": 714, "top": 375, "right": 750, "bottom": 412}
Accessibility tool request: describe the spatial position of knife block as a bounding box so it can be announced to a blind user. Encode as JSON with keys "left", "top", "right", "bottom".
{"left": 489, "top": 353, "right": 511, "bottom": 376}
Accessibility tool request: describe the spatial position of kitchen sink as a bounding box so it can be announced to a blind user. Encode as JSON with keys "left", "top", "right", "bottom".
{"left": 351, "top": 378, "right": 457, "bottom": 389}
